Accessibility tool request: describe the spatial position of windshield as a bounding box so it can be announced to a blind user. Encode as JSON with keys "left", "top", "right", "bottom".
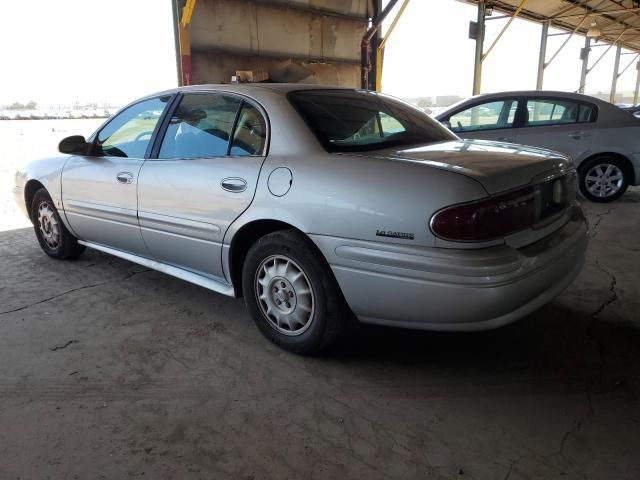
{"left": 288, "top": 89, "right": 456, "bottom": 152}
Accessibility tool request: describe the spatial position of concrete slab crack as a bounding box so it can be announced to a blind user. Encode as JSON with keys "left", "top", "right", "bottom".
{"left": 49, "top": 340, "right": 78, "bottom": 352}
{"left": 589, "top": 208, "right": 613, "bottom": 239}
{"left": 556, "top": 261, "right": 618, "bottom": 462}
{"left": 0, "top": 269, "right": 152, "bottom": 316}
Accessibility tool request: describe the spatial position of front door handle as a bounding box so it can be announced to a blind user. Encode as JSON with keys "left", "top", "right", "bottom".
{"left": 116, "top": 172, "right": 133, "bottom": 184}
{"left": 221, "top": 177, "right": 247, "bottom": 193}
{"left": 497, "top": 136, "right": 514, "bottom": 142}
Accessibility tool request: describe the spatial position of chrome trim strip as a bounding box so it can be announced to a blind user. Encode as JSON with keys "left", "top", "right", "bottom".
{"left": 64, "top": 199, "right": 139, "bottom": 226}
{"left": 138, "top": 210, "right": 222, "bottom": 241}
{"left": 78, "top": 240, "right": 236, "bottom": 297}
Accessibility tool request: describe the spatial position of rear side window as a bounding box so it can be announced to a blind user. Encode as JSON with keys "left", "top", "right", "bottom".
{"left": 159, "top": 93, "right": 242, "bottom": 159}
{"left": 525, "top": 99, "right": 595, "bottom": 126}
{"left": 448, "top": 100, "right": 517, "bottom": 133}
{"left": 288, "top": 89, "right": 455, "bottom": 152}
{"left": 230, "top": 103, "right": 267, "bottom": 156}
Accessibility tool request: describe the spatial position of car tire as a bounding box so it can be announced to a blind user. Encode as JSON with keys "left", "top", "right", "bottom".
{"left": 31, "top": 188, "right": 85, "bottom": 259}
{"left": 578, "top": 156, "right": 629, "bottom": 203}
{"left": 242, "top": 229, "right": 350, "bottom": 355}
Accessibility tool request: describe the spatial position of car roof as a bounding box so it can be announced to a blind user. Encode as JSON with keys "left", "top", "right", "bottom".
{"left": 151, "top": 83, "right": 354, "bottom": 98}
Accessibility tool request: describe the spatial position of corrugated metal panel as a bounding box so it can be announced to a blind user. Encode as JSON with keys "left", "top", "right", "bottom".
{"left": 188, "top": 0, "right": 369, "bottom": 86}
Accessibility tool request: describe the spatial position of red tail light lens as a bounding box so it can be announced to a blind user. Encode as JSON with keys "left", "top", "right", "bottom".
{"left": 430, "top": 186, "right": 538, "bottom": 242}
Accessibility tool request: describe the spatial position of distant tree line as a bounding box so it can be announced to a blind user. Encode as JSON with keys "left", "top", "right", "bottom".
{"left": 4, "top": 101, "right": 37, "bottom": 110}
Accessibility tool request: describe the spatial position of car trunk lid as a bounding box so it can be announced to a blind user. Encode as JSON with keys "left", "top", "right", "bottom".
{"left": 367, "top": 139, "right": 572, "bottom": 195}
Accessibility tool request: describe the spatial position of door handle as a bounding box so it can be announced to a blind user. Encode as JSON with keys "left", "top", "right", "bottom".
{"left": 116, "top": 172, "right": 133, "bottom": 184}
{"left": 497, "top": 137, "right": 514, "bottom": 142}
{"left": 221, "top": 177, "right": 247, "bottom": 193}
{"left": 569, "top": 131, "right": 590, "bottom": 140}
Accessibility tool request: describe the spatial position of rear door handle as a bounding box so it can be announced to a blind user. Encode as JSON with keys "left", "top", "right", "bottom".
{"left": 221, "top": 177, "right": 247, "bottom": 193}
{"left": 497, "top": 136, "right": 514, "bottom": 142}
{"left": 569, "top": 131, "right": 590, "bottom": 140}
{"left": 116, "top": 172, "right": 133, "bottom": 184}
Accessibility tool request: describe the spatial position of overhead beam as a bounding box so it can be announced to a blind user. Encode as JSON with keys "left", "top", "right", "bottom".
{"left": 553, "top": 6, "right": 640, "bottom": 20}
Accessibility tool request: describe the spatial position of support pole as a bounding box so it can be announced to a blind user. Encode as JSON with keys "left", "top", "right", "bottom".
{"left": 578, "top": 36, "right": 591, "bottom": 94}
{"left": 177, "top": 0, "right": 197, "bottom": 86}
{"left": 610, "top": 45, "right": 622, "bottom": 104}
{"left": 635, "top": 61, "right": 640, "bottom": 105}
{"left": 536, "top": 21, "right": 549, "bottom": 90}
{"left": 172, "top": 0, "right": 183, "bottom": 86}
{"left": 472, "top": 1, "right": 486, "bottom": 95}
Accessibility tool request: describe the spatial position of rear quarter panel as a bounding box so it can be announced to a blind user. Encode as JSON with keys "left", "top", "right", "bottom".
{"left": 226, "top": 151, "right": 490, "bottom": 249}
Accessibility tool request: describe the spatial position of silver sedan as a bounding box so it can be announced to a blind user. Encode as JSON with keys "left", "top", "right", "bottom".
{"left": 436, "top": 90, "right": 640, "bottom": 202}
{"left": 13, "top": 85, "right": 588, "bottom": 354}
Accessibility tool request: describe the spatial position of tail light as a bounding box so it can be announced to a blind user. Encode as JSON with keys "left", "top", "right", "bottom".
{"left": 430, "top": 174, "right": 574, "bottom": 242}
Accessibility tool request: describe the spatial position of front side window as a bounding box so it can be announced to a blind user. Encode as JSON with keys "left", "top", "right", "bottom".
{"left": 448, "top": 100, "right": 517, "bottom": 133}
{"left": 95, "top": 96, "right": 170, "bottom": 158}
{"left": 159, "top": 93, "right": 242, "bottom": 159}
{"left": 288, "top": 89, "right": 455, "bottom": 152}
{"left": 526, "top": 99, "right": 595, "bottom": 126}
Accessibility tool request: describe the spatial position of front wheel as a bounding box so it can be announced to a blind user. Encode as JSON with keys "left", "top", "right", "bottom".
{"left": 242, "top": 230, "right": 349, "bottom": 354}
{"left": 31, "top": 188, "right": 85, "bottom": 259}
{"left": 578, "top": 157, "right": 629, "bottom": 202}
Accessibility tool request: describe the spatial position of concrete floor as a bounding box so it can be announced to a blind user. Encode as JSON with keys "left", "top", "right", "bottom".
{"left": 0, "top": 190, "right": 639, "bottom": 480}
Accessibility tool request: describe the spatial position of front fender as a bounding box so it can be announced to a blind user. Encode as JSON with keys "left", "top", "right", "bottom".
{"left": 15, "top": 155, "right": 70, "bottom": 223}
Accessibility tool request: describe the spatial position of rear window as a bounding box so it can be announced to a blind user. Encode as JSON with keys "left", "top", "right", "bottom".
{"left": 525, "top": 99, "right": 596, "bottom": 126}
{"left": 288, "top": 90, "right": 455, "bottom": 152}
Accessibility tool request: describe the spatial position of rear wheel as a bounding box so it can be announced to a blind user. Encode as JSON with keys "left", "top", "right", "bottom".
{"left": 31, "top": 188, "right": 85, "bottom": 259}
{"left": 242, "top": 230, "right": 349, "bottom": 354}
{"left": 578, "top": 156, "right": 629, "bottom": 202}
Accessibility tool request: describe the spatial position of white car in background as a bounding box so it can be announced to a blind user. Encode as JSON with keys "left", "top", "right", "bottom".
{"left": 436, "top": 91, "right": 640, "bottom": 202}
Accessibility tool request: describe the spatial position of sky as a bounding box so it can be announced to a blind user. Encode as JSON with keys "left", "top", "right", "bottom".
{"left": 0, "top": 0, "right": 637, "bottom": 107}
{"left": 0, "top": 0, "right": 178, "bottom": 108}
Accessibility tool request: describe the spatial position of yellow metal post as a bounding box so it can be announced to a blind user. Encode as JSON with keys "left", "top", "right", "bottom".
{"left": 178, "top": 0, "right": 197, "bottom": 86}
{"left": 375, "top": 0, "right": 410, "bottom": 92}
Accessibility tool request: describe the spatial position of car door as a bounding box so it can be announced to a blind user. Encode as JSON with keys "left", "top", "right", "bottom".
{"left": 442, "top": 98, "right": 519, "bottom": 142}
{"left": 137, "top": 92, "right": 267, "bottom": 279}
{"left": 514, "top": 98, "right": 596, "bottom": 160}
{"left": 61, "top": 96, "right": 173, "bottom": 255}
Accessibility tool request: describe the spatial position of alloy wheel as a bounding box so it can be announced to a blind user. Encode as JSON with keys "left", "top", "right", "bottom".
{"left": 37, "top": 201, "right": 60, "bottom": 249}
{"left": 255, "top": 255, "right": 315, "bottom": 336}
{"left": 584, "top": 163, "right": 624, "bottom": 199}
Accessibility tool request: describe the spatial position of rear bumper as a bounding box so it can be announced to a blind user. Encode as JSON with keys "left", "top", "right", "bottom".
{"left": 310, "top": 207, "right": 588, "bottom": 331}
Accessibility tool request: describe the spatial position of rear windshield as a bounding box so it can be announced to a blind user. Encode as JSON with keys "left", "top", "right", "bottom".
{"left": 288, "top": 89, "right": 456, "bottom": 152}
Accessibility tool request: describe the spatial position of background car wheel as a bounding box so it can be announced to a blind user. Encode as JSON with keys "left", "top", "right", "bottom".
{"left": 242, "top": 229, "right": 350, "bottom": 354}
{"left": 31, "top": 188, "right": 85, "bottom": 259}
{"left": 578, "top": 156, "right": 629, "bottom": 203}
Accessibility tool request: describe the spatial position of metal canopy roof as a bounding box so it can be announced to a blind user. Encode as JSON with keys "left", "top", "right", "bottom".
{"left": 466, "top": 0, "right": 640, "bottom": 53}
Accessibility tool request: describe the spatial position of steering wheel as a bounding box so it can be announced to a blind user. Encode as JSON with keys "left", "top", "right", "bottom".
{"left": 135, "top": 131, "right": 153, "bottom": 142}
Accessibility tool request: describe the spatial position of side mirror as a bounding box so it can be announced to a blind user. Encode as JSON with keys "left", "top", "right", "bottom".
{"left": 58, "top": 135, "right": 88, "bottom": 155}
{"left": 442, "top": 120, "right": 452, "bottom": 129}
